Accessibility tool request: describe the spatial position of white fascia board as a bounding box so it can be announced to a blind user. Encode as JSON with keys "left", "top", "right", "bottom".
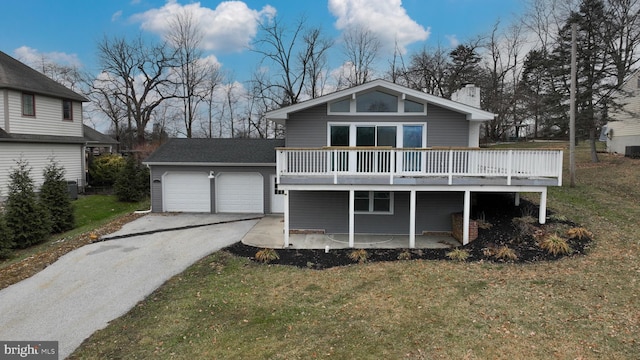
{"left": 143, "top": 162, "right": 276, "bottom": 167}
{"left": 265, "top": 79, "right": 495, "bottom": 122}
{"left": 277, "top": 184, "right": 548, "bottom": 192}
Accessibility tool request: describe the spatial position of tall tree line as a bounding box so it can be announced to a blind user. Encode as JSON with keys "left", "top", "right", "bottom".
{"left": 26, "top": 0, "right": 640, "bottom": 158}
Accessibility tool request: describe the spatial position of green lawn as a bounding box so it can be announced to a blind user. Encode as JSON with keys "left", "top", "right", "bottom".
{"left": 69, "top": 143, "right": 640, "bottom": 359}
{"left": 73, "top": 195, "right": 148, "bottom": 229}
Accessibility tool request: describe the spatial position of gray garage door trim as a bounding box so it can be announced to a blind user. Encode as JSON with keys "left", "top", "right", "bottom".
{"left": 215, "top": 172, "right": 264, "bottom": 213}
{"left": 162, "top": 171, "right": 211, "bottom": 212}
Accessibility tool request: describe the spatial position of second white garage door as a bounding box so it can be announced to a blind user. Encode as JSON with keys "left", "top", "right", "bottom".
{"left": 216, "top": 173, "right": 264, "bottom": 213}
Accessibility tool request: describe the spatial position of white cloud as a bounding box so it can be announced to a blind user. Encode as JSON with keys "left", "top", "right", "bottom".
{"left": 131, "top": 0, "right": 276, "bottom": 53}
{"left": 13, "top": 46, "right": 82, "bottom": 68}
{"left": 111, "top": 10, "right": 123, "bottom": 22}
{"left": 328, "top": 0, "right": 429, "bottom": 53}
{"left": 445, "top": 34, "right": 459, "bottom": 47}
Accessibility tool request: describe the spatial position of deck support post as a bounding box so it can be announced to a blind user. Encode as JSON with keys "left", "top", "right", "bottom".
{"left": 514, "top": 192, "right": 520, "bottom": 206}
{"left": 463, "top": 190, "right": 471, "bottom": 245}
{"left": 284, "top": 190, "right": 290, "bottom": 247}
{"left": 409, "top": 190, "right": 416, "bottom": 248}
{"left": 349, "top": 190, "right": 355, "bottom": 248}
{"left": 539, "top": 189, "right": 547, "bottom": 224}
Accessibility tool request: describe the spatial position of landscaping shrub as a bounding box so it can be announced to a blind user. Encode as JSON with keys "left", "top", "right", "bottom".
{"left": 446, "top": 248, "right": 470, "bottom": 261}
{"left": 40, "top": 160, "right": 75, "bottom": 233}
{"left": 0, "top": 210, "right": 14, "bottom": 259}
{"left": 255, "top": 248, "right": 280, "bottom": 263}
{"left": 88, "top": 154, "right": 125, "bottom": 187}
{"left": 348, "top": 249, "right": 370, "bottom": 263}
{"left": 5, "top": 159, "right": 51, "bottom": 248}
{"left": 114, "top": 155, "right": 149, "bottom": 202}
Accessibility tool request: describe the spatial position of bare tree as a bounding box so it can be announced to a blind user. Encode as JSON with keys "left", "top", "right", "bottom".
{"left": 302, "top": 27, "right": 333, "bottom": 98}
{"left": 166, "top": 8, "right": 214, "bottom": 138}
{"left": 252, "top": 16, "right": 333, "bottom": 106}
{"left": 606, "top": 0, "right": 640, "bottom": 86}
{"left": 402, "top": 44, "right": 451, "bottom": 96}
{"left": 84, "top": 73, "right": 127, "bottom": 150}
{"left": 481, "top": 21, "right": 527, "bottom": 141}
{"left": 96, "top": 35, "right": 177, "bottom": 147}
{"left": 200, "top": 68, "right": 223, "bottom": 138}
{"left": 339, "top": 26, "right": 381, "bottom": 87}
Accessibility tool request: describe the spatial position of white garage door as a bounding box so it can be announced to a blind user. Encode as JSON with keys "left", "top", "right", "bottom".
{"left": 163, "top": 172, "right": 211, "bottom": 212}
{"left": 216, "top": 173, "right": 263, "bottom": 213}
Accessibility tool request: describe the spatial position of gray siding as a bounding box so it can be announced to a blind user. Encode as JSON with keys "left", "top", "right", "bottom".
{"left": 285, "top": 103, "right": 470, "bottom": 147}
{"left": 289, "top": 190, "right": 464, "bottom": 234}
{"left": 425, "top": 105, "right": 468, "bottom": 147}
{"left": 150, "top": 165, "right": 276, "bottom": 213}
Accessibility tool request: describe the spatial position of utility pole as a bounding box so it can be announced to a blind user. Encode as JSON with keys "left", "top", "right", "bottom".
{"left": 569, "top": 23, "right": 577, "bottom": 187}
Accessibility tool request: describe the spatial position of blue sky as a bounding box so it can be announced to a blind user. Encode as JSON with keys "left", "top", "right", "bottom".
{"left": 0, "top": 0, "right": 527, "bottom": 81}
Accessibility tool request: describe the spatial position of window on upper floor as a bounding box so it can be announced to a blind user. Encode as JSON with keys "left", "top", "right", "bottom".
{"left": 404, "top": 99, "right": 424, "bottom": 113}
{"left": 22, "top": 93, "right": 35, "bottom": 116}
{"left": 329, "top": 123, "right": 425, "bottom": 148}
{"left": 63, "top": 100, "right": 73, "bottom": 120}
{"left": 328, "top": 90, "right": 426, "bottom": 115}
{"left": 356, "top": 91, "right": 398, "bottom": 112}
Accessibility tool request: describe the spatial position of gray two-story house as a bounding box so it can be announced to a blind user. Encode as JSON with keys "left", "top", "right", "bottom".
{"left": 146, "top": 80, "right": 563, "bottom": 248}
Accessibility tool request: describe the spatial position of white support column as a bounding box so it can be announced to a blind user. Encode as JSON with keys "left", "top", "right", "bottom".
{"left": 284, "top": 190, "right": 290, "bottom": 247}
{"left": 514, "top": 192, "right": 520, "bottom": 206}
{"left": 409, "top": 190, "right": 416, "bottom": 248}
{"left": 349, "top": 190, "right": 355, "bottom": 248}
{"left": 539, "top": 188, "right": 547, "bottom": 224}
{"left": 463, "top": 190, "right": 471, "bottom": 245}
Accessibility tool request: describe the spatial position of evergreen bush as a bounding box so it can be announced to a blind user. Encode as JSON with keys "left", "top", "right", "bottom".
{"left": 114, "top": 155, "right": 150, "bottom": 202}
{"left": 4, "top": 159, "right": 51, "bottom": 248}
{"left": 0, "top": 209, "right": 14, "bottom": 259}
{"left": 88, "top": 154, "right": 125, "bottom": 187}
{"left": 40, "top": 160, "right": 75, "bottom": 233}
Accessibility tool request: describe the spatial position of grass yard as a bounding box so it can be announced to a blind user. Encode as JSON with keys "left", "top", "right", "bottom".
{"left": 70, "top": 143, "right": 640, "bottom": 359}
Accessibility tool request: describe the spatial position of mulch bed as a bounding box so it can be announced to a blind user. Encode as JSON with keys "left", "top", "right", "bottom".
{"left": 225, "top": 193, "right": 592, "bottom": 269}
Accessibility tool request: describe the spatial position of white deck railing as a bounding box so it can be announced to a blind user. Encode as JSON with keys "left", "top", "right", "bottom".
{"left": 276, "top": 148, "right": 563, "bottom": 186}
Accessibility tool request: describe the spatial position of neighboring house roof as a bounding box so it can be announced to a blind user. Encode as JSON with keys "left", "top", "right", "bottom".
{"left": 0, "top": 131, "right": 87, "bottom": 144}
{"left": 0, "top": 124, "right": 115, "bottom": 145}
{"left": 143, "top": 138, "right": 285, "bottom": 166}
{"left": 265, "top": 79, "right": 495, "bottom": 122}
{"left": 83, "top": 125, "right": 119, "bottom": 146}
{"left": 0, "top": 51, "right": 88, "bottom": 102}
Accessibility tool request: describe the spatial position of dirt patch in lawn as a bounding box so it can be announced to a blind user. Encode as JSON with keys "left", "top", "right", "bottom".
{"left": 225, "top": 193, "right": 592, "bottom": 269}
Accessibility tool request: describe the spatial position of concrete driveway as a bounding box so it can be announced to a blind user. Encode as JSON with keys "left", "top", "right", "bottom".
{"left": 0, "top": 213, "right": 259, "bottom": 359}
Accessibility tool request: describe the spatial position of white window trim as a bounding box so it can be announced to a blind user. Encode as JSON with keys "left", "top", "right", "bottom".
{"left": 354, "top": 191, "right": 394, "bottom": 215}
{"left": 327, "top": 122, "right": 427, "bottom": 148}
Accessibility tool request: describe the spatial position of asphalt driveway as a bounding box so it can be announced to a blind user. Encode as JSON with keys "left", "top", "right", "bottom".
{"left": 0, "top": 213, "right": 260, "bottom": 359}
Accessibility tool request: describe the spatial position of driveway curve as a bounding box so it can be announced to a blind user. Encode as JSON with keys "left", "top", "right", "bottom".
{"left": 0, "top": 213, "right": 259, "bottom": 359}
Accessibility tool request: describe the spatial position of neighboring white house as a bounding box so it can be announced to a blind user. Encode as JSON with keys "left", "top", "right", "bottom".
{"left": 605, "top": 69, "right": 640, "bottom": 155}
{"left": 0, "top": 51, "right": 89, "bottom": 198}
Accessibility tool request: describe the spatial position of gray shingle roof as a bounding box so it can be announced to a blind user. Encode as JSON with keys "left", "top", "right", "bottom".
{"left": 83, "top": 125, "right": 119, "bottom": 145}
{"left": 0, "top": 51, "right": 88, "bottom": 102}
{"left": 144, "top": 138, "right": 285, "bottom": 165}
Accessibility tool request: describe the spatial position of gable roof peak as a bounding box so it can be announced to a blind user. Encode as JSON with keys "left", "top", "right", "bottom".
{"left": 265, "top": 79, "right": 494, "bottom": 122}
{"left": 0, "top": 51, "right": 88, "bottom": 102}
